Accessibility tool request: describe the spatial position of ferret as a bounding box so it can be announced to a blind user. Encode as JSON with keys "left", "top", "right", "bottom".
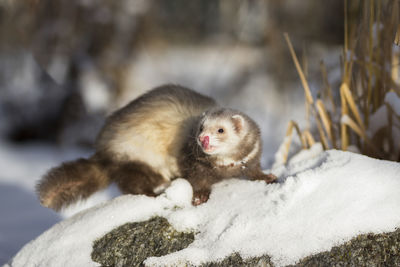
{"left": 37, "top": 84, "right": 276, "bottom": 210}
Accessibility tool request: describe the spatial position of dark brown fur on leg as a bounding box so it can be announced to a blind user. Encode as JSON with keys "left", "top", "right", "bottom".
{"left": 246, "top": 167, "right": 278, "bottom": 184}
{"left": 109, "top": 161, "right": 166, "bottom": 196}
{"left": 192, "top": 189, "right": 211, "bottom": 206}
{"left": 36, "top": 158, "right": 110, "bottom": 211}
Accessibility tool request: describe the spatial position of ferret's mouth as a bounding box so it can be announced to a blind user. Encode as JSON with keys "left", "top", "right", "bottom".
{"left": 198, "top": 136, "right": 216, "bottom": 153}
{"left": 202, "top": 145, "right": 216, "bottom": 153}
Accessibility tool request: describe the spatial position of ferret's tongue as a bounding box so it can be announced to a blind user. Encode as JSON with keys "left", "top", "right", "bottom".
{"left": 201, "top": 136, "right": 210, "bottom": 149}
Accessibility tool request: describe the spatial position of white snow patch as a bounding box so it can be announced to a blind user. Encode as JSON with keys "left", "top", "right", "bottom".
{"left": 367, "top": 91, "right": 400, "bottom": 153}
{"left": 0, "top": 142, "right": 118, "bottom": 264}
{"left": 6, "top": 179, "right": 192, "bottom": 267}
{"left": 80, "top": 69, "right": 111, "bottom": 113}
{"left": 7, "top": 150, "right": 400, "bottom": 267}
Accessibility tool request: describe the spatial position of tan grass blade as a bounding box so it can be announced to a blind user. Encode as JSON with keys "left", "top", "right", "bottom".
{"left": 341, "top": 114, "right": 383, "bottom": 158}
{"left": 340, "top": 84, "right": 349, "bottom": 151}
{"left": 284, "top": 33, "right": 314, "bottom": 105}
{"left": 340, "top": 83, "right": 365, "bottom": 131}
{"left": 392, "top": 51, "right": 399, "bottom": 84}
{"left": 279, "top": 120, "right": 307, "bottom": 164}
{"left": 320, "top": 60, "right": 337, "bottom": 114}
{"left": 315, "top": 114, "right": 329, "bottom": 150}
{"left": 395, "top": 25, "right": 400, "bottom": 46}
{"left": 316, "top": 100, "right": 337, "bottom": 149}
{"left": 302, "top": 130, "right": 316, "bottom": 148}
{"left": 288, "top": 120, "right": 307, "bottom": 149}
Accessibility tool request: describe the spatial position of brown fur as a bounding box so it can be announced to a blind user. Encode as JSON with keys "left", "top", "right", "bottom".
{"left": 180, "top": 108, "right": 277, "bottom": 203}
{"left": 37, "top": 158, "right": 109, "bottom": 211}
{"left": 108, "top": 161, "right": 166, "bottom": 196}
{"left": 36, "top": 84, "right": 276, "bottom": 210}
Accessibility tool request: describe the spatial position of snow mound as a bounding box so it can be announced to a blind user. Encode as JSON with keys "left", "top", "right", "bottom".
{"left": 6, "top": 149, "right": 400, "bottom": 267}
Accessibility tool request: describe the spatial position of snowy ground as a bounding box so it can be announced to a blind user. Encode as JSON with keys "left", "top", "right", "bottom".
{"left": 5, "top": 144, "right": 400, "bottom": 267}
{"left": 0, "top": 142, "right": 118, "bottom": 265}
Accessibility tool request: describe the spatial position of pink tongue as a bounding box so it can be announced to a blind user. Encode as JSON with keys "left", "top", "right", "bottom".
{"left": 202, "top": 136, "right": 210, "bottom": 149}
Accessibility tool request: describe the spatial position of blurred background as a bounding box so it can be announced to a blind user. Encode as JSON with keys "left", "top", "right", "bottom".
{"left": 0, "top": 0, "right": 344, "bottom": 264}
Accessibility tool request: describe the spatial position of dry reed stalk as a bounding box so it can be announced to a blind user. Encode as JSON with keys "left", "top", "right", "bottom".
{"left": 279, "top": 0, "right": 400, "bottom": 163}
{"left": 320, "top": 61, "right": 337, "bottom": 114}
{"left": 341, "top": 114, "right": 383, "bottom": 157}
{"left": 302, "top": 130, "right": 316, "bottom": 147}
{"left": 392, "top": 51, "right": 399, "bottom": 83}
{"left": 279, "top": 120, "right": 308, "bottom": 164}
{"left": 284, "top": 32, "right": 332, "bottom": 150}
{"left": 340, "top": 83, "right": 366, "bottom": 131}
{"left": 288, "top": 120, "right": 307, "bottom": 148}
{"left": 395, "top": 25, "right": 400, "bottom": 45}
{"left": 316, "top": 100, "right": 337, "bottom": 149}
{"left": 376, "top": 0, "right": 382, "bottom": 46}
{"left": 284, "top": 33, "right": 314, "bottom": 105}
{"left": 314, "top": 112, "right": 330, "bottom": 150}
{"left": 340, "top": 84, "right": 349, "bottom": 151}
{"left": 366, "top": 0, "right": 375, "bottom": 112}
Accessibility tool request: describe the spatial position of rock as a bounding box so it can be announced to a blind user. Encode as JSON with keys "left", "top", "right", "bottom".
{"left": 91, "top": 216, "right": 400, "bottom": 267}
{"left": 91, "top": 216, "right": 195, "bottom": 267}
{"left": 201, "top": 253, "right": 273, "bottom": 267}
{"left": 91, "top": 216, "right": 274, "bottom": 267}
{"left": 293, "top": 228, "right": 400, "bottom": 266}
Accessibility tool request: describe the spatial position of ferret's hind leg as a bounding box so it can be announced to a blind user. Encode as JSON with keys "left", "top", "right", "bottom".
{"left": 110, "top": 161, "right": 167, "bottom": 196}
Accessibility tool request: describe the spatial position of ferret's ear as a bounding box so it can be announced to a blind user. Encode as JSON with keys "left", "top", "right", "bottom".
{"left": 231, "top": 114, "right": 245, "bottom": 133}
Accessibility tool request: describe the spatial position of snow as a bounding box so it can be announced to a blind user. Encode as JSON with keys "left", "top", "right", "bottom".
{"left": 5, "top": 147, "right": 400, "bottom": 267}
{"left": 80, "top": 69, "right": 111, "bottom": 113}
{"left": 0, "top": 142, "right": 117, "bottom": 264}
{"left": 368, "top": 91, "right": 400, "bottom": 153}
{"left": 5, "top": 185, "right": 190, "bottom": 267}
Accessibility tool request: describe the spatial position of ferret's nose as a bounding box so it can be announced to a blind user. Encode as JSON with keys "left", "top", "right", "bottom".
{"left": 199, "top": 135, "right": 210, "bottom": 149}
{"left": 198, "top": 135, "right": 207, "bottom": 142}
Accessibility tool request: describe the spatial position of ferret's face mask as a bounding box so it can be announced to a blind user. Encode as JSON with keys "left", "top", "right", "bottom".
{"left": 197, "top": 115, "right": 244, "bottom": 156}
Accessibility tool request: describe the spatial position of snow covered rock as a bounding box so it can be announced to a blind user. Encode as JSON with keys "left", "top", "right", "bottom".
{"left": 294, "top": 229, "right": 400, "bottom": 266}
{"left": 5, "top": 149, "right": 400, "bottom": 267}
{"left": 91, "top": 217, "right": 194, "bottom": 266}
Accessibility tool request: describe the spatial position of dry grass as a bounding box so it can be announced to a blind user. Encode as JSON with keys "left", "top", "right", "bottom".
{"left": 278, "top": 0, "right": 400, "bottom": 164}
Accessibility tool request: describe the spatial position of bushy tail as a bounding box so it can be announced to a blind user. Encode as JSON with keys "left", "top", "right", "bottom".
{"left": 36, "top": 157, "right": 110, "bottom": 211}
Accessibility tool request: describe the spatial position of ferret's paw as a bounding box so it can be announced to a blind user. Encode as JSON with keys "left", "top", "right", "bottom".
{"left": 264, "top": 173, "right": 278, "bottom": 183}
{"left": 192, "top": 190, "right": 210, "bottom": 206}
{"left": 254, "top": 173, "right": 278, "bottom": 184}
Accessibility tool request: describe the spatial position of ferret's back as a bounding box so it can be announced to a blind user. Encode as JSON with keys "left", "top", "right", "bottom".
{"left": 95, "top": 85, "right": 217, "bottom": 178}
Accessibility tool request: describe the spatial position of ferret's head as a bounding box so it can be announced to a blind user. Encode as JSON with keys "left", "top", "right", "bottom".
{"left": 196, "top": 108, "right": 250, "bottom": 156}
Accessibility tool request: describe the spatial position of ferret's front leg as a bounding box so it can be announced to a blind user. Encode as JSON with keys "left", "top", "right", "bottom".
{"left": 185, "top": 172, "right": 213, "bottom": 206}
{"left": 246, "top": 167, "right": 278, "bottom": 184}
{"left": 192, "top": 188, "right": 211, "bottom": 206}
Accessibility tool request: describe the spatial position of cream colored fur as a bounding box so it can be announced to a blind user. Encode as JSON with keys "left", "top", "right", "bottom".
{"left": 96, "top": 87, "right": 216, "bottom": 182}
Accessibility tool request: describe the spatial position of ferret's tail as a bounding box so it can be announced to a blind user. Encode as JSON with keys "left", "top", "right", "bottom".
{"left": 36, "top": 157, "right": 110, "bottom": 211}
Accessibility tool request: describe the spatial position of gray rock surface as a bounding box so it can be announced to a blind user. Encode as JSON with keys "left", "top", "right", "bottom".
{"left": 91, "top": 217, "right": 194, "bottom": 267}
{"left": 91, "top": 216, "right": 400, "bottom": 267}
{"left": 293, "top": 228, "right": 400, "bottom": 266}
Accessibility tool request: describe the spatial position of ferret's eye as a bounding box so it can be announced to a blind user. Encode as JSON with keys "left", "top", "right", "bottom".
{"left": 218, "top": 128, "right": 224, "bottom": 133}
{"left": 200, "top": 126, "right": 204, "bottom": 132}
